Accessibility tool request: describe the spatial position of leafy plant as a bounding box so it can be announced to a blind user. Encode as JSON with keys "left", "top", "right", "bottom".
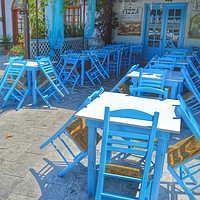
{"left": 95, "top": 0, "right": 118, "bottom": 45}
{"left": 64, "top": 24, "right": 84, "bottom": 37}
{"left": 7, "top": 34, "right": 25, "bottom": 56}
{"left": 28, "top": 0, "right": 48, "bottom": 39}
{"left": 0, "top": 34, "right": 12, "bottom": 50}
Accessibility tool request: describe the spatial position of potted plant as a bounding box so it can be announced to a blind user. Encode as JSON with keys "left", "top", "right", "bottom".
{"left": 0, "top": 34, "right": 12, "bottom": 54}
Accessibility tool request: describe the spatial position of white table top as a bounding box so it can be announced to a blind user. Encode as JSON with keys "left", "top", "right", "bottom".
{"left": 127, "top": 69, "right": 184, "bottom": 82}
{"left": 4, "top": 60, "right": 39, "bottom": 68}
{"left": 75, "top": 92, "right": 181, "bottom": 134}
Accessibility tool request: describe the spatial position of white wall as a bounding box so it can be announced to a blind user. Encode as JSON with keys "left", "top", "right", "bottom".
{"left": 5, "top": 0, "right": 13, "bottom": 40}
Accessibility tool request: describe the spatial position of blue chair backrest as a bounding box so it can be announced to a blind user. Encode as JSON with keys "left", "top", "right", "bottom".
{"left": 138, "top": 68, "right": 167, "bottom": 90}
{"left": 177, "top": 94, "right": 200, "bottom": 143}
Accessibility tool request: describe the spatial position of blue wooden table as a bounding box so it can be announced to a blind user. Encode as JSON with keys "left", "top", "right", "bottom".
{"left": 75, "top": 92, "right": 181, "bottom": 199}
{"left": 127, "top": 69, "right": 184, "bottom": 99}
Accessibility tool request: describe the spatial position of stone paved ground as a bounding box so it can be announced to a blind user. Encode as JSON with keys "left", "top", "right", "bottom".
{"left": 0, "top": 55, "right": 199, "bottom": 200}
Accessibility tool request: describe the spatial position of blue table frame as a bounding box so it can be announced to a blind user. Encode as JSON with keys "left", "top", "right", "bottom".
{"left": 128, "top": 70, "right": 184, "bottom": 99}
{"left": 75, "top": 92, "right": 181, "bottom": 199}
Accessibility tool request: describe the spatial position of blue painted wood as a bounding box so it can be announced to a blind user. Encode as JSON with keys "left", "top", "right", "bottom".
{"left": 0, "top": 57, "right": 29, "bottom": 110}
{"left": 40, "top": 87, "right": 104, "bottom": 176}
{"left": 95, "top": 107, "right": 159, "bottom": 199}
{"left": 167, "top": 94, "right": 200, "bottom": 200}
{"left": 36, "top": 57, "right": 69, "bottom": 108}
{"left": 142, "top": 3, "right": 187, "bottom": 60}
{"left": 59, "top": 53, "right": 80, "bottom": 88}
{"left": 85, "top": 51, "right": 109, "bottom": 86}
{"left": 110, "top": 64, "right": 139, "bottom": 93}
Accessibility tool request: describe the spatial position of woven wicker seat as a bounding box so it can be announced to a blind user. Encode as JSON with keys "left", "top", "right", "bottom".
{"left": 66, "top": 118, "right": 101, "bottom": 152}
{"left": 167, "top": 94, "right": 200, "bottom": 200}
{"left": 106, "top": 164, "right": 143, "bottom": 179}
{"left": 168, "top": 135, "right": 200, "bottom": 168}
{"left": 117, "top": 82, "right": 130, "bottom": 94}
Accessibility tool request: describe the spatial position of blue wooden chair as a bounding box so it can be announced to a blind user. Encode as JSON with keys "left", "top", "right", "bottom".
{"left": 129, "top": 68, "right": 168, "bottom": 99}
{"left": 167, "top": 94, "right": 200, "bottom": 200}
{"left": 85, "top": 51, "right": 109, "bottom": 86}
{"left": 36, "top": 57, "right": 69, "bottom": 108}
{"left": 40, "top": 87, "right": 104, "bottom": 176}
{"left": 144, "top": 55, "right": 158, "bottom": 69}
{"left": 96, "top": 49, "right": 109, "bottom": 72}
{"left": 0, "top": 57, "right": 28, "bottom": 110}
{"left": 128, "top": 43, "right": 143, "bottom": 67}
{"left": 108, "top": 48, "right": 123, "bottom": 76}
{"left": 55, "top": 50, "right": 73, "bottom": 75}
{"left": 110, "top": 64, "right": 139, "bottom": 94}
{"left": 193, "top": 52, "right": 200, "bottom": 66}
{"left": 157, "top": 56, "right": 176, "bottom": 70}
{"left": 59, "top": 53, "right": 80, "bottom": 88}
{"left": 95, "top": 107, "right": 159, "bottom": 200}
{"left": 181, "top": 67, "right": 200, "bottom": 116}
{"left": 130, "top": 87, "right": 168, "bottom": 100}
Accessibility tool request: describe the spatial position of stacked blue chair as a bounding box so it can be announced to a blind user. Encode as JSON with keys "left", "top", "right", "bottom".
{"left": 85, "top": 51, "right": 109, "bottom": 86}
{"left": 167, "top": 94, "right": 200, "bottom": 200}
{"left": 181, "top": 66, "right": 200, "bottom": 116}
{"left": 59, "top": 53, "right": 80, "bottom": 88}
{"left": 128, "top": 43, "right": 143, "bottom": 67}
{"left": 40, "top": 87, "right": 104, "bottom": 176}
{"left": 108, "top": 48, "right": 123, "bottom": 76}
{"left": 36, "top": 57, "right": 69, "bottom": 108}
{"left": 55, "top": 50, "right": 73, "bottom": 75}
{"left": 95, "top": 107, "right": 159, "bottom": 199}
{"left": 193, "top": 52, "right": 200, "bottom": 66}
{"left": 0, "top": 57, "right": 29, "bottom": 110}
{"left": 96, "top": 49, "right": 109, "bottom": 72}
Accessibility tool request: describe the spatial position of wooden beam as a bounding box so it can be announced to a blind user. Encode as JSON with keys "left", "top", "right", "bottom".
{"left": 1, "top": 0, "right": 6, "bottom": 36}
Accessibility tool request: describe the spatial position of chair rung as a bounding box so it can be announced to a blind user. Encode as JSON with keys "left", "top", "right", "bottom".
{"left": 101, "top": 191, "right": 139, "bottom": 200}
{"left": 104, "top": 172, "right": 141, "bottom": 182}
{"left": 190, "top": 183, "right": 200, "bottom": 191}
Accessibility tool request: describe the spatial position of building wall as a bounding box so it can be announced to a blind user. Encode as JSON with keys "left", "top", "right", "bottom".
{"left": 0, "top": 0, "right": 13, "bottom": 39}
{"left": 112, "top": 0, "right": 200, "bottom": 48}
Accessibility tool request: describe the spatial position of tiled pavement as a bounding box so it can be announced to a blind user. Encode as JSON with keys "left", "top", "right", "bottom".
{"left": 0, "top": 55, "right": 199, "bottom": 200}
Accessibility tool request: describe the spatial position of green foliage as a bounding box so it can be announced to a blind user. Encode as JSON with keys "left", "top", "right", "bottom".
{"left": 95, "top": 0, "right": 118, "bottom": 44}
{"left": 28, "top": 0, "right": 48, "bottom": 39}
{"left": 64, "top": 24, "right": 84, "bottom": 37}
{"left": 0, "top": 35, "right": 12, "bottom": 49}
{"left": 0, "top": 17, "right": 3, "bottom": 22}
{"left": 7, "top": 34, "right": 25, "bottom": 56}
{"left": 62, "top": 0, "right": 79, "bottom": 12}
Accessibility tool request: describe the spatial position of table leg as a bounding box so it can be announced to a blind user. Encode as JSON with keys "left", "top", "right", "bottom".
{"left": 27, "top": 71, "right": 32, "bottom": 95}
{"left": 170, "top": 82, "right": 178, "bottom": 99}
{"left": 87, "top": 126, "right": 97, "bottom": 196}
{"left": 150, "top": 132, "right": 170, "bottom": 200}
{"left": 81, "top": 60, "right": 85, "bottom": 86}
{"left": 32, "top": 70, "right": 37, "bottom": 106}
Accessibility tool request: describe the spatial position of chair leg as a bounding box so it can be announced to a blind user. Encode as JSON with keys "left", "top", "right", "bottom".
{"left": 168, "top": 165, "right": 197, "bottom": 200}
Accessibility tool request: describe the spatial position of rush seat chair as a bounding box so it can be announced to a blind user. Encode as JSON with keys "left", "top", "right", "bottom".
{"left": 95, "top": 107, "right": 159, "bottom": 200}
{"left": 0, "top": 57, "right": 28, "bottom": 110}
{"left": 36, "top": 57, "right": 69, "bottom": 107}
{"left": 40, "top": 87, "right": 104, "bottom": 176}
{"left": 167, "top": 94, "right": 200, "bottom": 200}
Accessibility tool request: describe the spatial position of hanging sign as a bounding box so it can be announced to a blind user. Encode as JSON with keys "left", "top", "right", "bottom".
{"left": 118, "top": 3, "right": 142, "bottom": 36}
